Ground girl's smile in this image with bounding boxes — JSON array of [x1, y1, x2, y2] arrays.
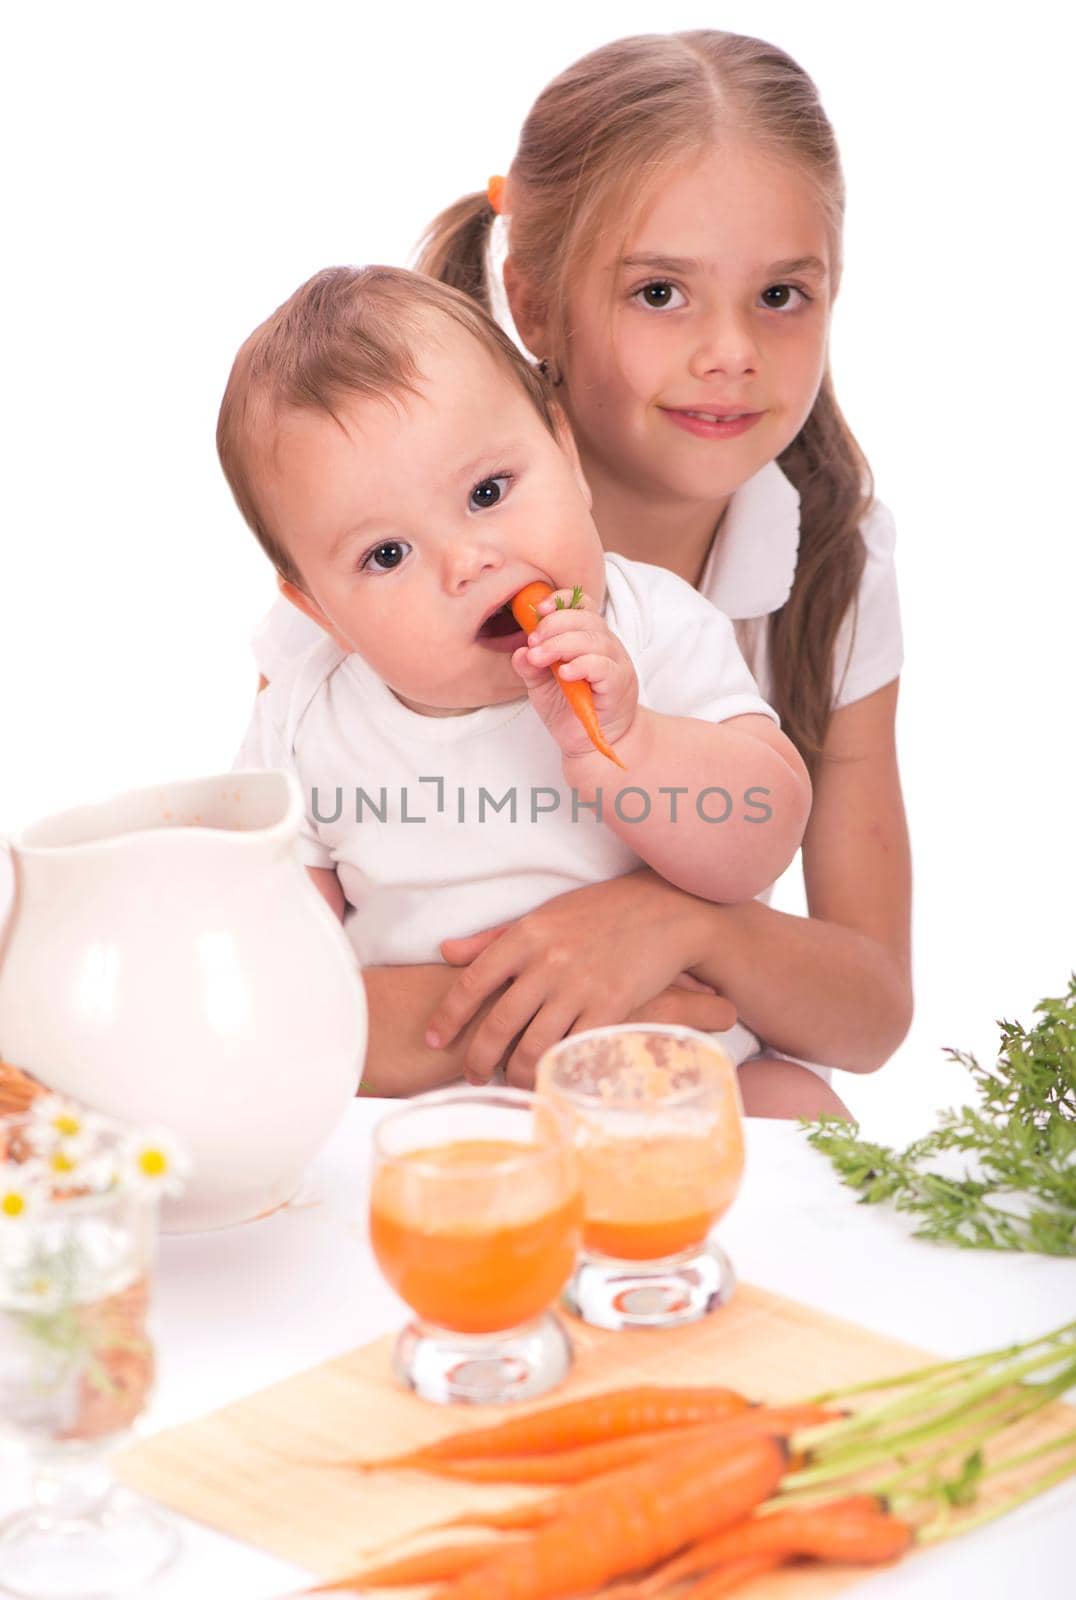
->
[[659, 409, 765, 441]]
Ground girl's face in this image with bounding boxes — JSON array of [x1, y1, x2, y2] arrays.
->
[[560, 143, 835, 512], [260, 322, 605, 716]]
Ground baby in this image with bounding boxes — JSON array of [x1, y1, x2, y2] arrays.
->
[[222, 267, 811, 1089]]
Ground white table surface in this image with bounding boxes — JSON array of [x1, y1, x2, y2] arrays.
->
[[2, 1102, 1073, 1599]]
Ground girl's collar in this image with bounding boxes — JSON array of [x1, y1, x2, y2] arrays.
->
[[696, 461, 802, 620]]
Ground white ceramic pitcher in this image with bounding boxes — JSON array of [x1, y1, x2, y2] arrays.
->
[[0, 770, 367, 1232]]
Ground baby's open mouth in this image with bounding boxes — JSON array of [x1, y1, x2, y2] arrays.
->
[[476, 602, 526, 651]]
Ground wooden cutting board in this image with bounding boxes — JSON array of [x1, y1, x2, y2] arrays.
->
[[115, 1284, 1074, 1598]]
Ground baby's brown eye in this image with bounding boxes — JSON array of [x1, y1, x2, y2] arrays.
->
[[363, 540, 410, 572], [470, 475, 510, 510], [641, 282, 674, 308]]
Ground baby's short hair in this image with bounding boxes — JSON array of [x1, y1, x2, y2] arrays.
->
[[217, 265, 559, 591]]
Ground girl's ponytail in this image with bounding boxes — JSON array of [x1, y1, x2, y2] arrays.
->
[[771, 374, 873, 771], [415, 192, 495, 314]]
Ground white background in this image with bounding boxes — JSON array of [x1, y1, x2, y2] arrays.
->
[[1, 1, 1073, 1141]]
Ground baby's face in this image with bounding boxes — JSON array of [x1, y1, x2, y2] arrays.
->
[[261, 322, 606, 715]]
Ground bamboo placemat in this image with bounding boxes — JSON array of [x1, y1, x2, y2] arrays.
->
[[115, 1283, 1075, 1596]]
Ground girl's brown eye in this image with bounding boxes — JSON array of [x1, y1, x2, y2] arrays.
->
[[761, 284, 808, 311], [634, 281, 685, 311]]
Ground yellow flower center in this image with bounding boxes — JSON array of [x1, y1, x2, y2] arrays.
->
[[53, 1113, 81, 1137], [50, 1150, 76, 1173], [1, 1191, 26, 1217], [138, 1148, 169, 1178]]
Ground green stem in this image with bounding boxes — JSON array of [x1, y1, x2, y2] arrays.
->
[[874, 1379, 1076, 1506], [795, 1347, 1001, 1409], [800, 1346, 1076, 1466], [916, 1450, 1076, 1545], [795, 1360, 1012, 1453], [796, 1339, 1074, 1459], [871, 1397, 1037, 1500], [794, 1320, 1076, 1408], [784, 1360, 1076, 1494], [977, 1426, 1076, 1485]]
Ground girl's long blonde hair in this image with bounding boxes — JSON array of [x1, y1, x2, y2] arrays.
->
[[416, 30, 873, 771]]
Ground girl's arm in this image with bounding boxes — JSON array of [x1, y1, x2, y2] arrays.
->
[[306, 869, 736, 1092], [424, 680, 909, 1082], [361, 964, 512, 1095], [562, 709, 811, 903], [683, 678, 913, 1072], [363, 962, 735, 1094]]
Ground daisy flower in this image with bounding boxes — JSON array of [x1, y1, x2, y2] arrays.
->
[[0, 1161, 44, 1223], [25, 1095, 102, 1158], [120, 1129, 191, 1198], [39, 1141, 95, 1190]]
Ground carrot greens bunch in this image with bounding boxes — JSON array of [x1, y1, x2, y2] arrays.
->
[[805, 974, 1076, 1254]]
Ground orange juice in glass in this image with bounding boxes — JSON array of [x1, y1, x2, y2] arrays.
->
[[369, 1087, 581, 1403], [536, 1024, 744, 1330]]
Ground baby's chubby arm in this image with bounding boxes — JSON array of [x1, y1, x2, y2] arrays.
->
[[566, 708, 810, 904], [513, 591, 810, 904]]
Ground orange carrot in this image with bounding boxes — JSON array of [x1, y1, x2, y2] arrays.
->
[[707, 1498, 912, 1566], [356, 1383, 750, 1469], [511, 581, 628, 770], [611, 1494, 911, 1599], [433, 1500, 561, 1533], [427, 1431, 787, 1600], [411, 1425, 723, 1483], [304, 1538, 506, 1591], [410, 1407, 841, 1484], [683, 1553, 788, 1596]]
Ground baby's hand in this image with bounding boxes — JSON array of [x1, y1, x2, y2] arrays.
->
[[511, 587, 638, 764]]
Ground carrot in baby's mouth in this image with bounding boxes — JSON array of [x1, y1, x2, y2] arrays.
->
[[511, 581, 628, 770]]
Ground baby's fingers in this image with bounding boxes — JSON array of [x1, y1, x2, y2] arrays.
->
[[527, 607, 603, 648], [555, 652, 618, 688], [511, 643, 547, 688], [534, 588, 598, 619], [526, 627, 606, 671]]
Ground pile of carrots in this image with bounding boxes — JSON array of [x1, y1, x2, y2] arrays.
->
[[285, 1319, 1076, 1596], [297, 1384, 915, 1597]]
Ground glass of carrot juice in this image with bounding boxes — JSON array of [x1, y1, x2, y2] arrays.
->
[[368, 1086, 582, 1404], [536, 1024, 745, 1331]]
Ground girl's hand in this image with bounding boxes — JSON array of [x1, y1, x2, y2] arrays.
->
[[511, 588, 638, 762], [424, 870, 735, 1086]]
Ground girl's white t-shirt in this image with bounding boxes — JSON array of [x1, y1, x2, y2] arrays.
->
[[248, 462, 904, 712], [692, 461, 903, 711], [232, 552, 779, 968]]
